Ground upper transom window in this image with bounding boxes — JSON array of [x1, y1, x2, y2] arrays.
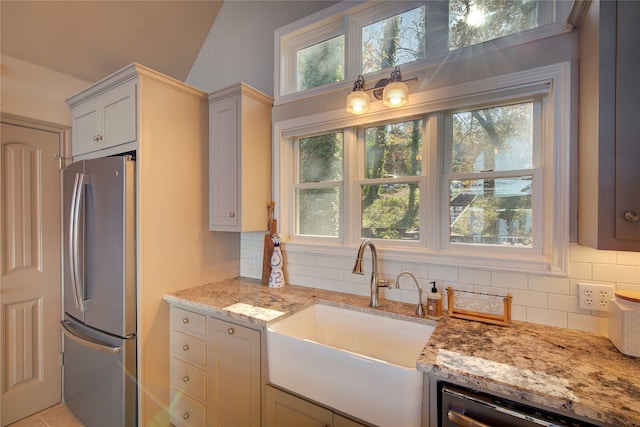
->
[[275, 0, 570, 100]]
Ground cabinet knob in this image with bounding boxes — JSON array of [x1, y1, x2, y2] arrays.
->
[[228, 327, 235, 335], [229, 211, 236, 218], [182, 317, 190, 324], [182, 375, 190, 383], [623, 211, 639, 223], [92, 135, 103, 142], [182, 344, 190, 352], [182, 412, 190, 420]]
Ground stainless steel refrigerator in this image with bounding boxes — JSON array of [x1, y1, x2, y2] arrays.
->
[[61, 155, 137, 426]]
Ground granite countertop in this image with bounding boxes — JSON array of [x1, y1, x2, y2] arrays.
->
[[164, 277, 640, 426]]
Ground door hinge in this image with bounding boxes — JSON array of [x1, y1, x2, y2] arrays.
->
[[59, 352, 64, 367], [54, 153, 72, 170]]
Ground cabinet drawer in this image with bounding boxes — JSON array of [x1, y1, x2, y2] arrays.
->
[[171, 357, 206, 401], [171, 306, 206, 336], [170, 389, 206, 427], [171, 330, 206, 366]]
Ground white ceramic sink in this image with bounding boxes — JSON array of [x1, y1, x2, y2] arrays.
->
[[267, 303, 435, 427]]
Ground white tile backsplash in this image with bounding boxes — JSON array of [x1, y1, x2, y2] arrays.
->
[[240, 234, 640, 334]]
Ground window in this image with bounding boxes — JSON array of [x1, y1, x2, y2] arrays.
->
[[276, 62, 571, 273], [360, 119, 424, 240], [275, 0, 571, 100], [289, 100, 541, 248], [448, 0, 553, 50], [294, 132, 343, 237], [361, 6, 426, 74], [296, 35, 345, 92], [444, 101, 542, 252]]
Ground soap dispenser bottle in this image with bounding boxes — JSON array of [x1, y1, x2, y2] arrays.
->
[[426, 281, 442, 320]]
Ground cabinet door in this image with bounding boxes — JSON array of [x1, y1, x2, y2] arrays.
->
[[72, 99, 101, 155], [615, 1, 640, 241], [101, 82, 137, 150], [266, 385, 333, 427], [209, 96, 239, 230], [208, 317, 260, 427]]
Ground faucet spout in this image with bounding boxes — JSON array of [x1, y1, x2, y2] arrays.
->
[[396, 271, 425, 317], [352, 239, 388, 307]]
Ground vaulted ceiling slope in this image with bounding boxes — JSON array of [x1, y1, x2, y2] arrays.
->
[[0, 1, 224, 83]]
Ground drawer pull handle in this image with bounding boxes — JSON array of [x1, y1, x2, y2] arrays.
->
[[183, 375, 190, 383], [228, 327, 235, 335], [448, 409, 491, 427], [182, 344, 190, 351], [624, 211, 639, 223], [182, 317, 189, 324], [182, 412, 190, 420]]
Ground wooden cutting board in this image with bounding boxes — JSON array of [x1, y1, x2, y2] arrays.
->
[[261, 202, 277, 284]]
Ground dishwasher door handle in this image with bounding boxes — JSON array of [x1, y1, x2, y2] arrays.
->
[[448, 408, 493, 427]]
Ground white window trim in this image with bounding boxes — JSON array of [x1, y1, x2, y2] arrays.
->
[[273, 62, 571, 275]]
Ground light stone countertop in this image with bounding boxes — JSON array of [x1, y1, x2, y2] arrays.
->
[[164, 277, 640, 426]]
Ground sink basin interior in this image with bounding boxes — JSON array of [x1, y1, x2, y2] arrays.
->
[[267, 303, 435, 426]]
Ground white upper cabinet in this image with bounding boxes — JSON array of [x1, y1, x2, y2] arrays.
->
[[578, 0, 640, 251], [69, 80, 136, 157], [209, 83, 273, 232]]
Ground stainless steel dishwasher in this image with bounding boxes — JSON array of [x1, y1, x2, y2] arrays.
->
[[439, 383, 601, 427]]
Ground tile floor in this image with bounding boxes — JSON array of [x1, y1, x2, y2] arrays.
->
[[7, 403, 84, 427]]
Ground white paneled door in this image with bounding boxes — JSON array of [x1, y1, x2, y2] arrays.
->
[[1, 121, 63, 426]]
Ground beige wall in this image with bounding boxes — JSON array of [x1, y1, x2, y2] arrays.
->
[[1, 54, 91, 126]]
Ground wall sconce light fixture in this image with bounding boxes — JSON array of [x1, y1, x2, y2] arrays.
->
[[346, 66, 417, 114], [346, 75, 370, 114]]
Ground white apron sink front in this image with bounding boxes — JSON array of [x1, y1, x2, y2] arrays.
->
[[267, 303, 435, 427]]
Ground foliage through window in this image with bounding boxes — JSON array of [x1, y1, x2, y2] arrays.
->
[[446, 102, 538, 248], [362, 6, 425, 75], [297, 35, 344, 92], [448, 0, 546, 50], [277, 0, 563, 97], [361, 120, 423, 240], [295, 132, 343, 237]]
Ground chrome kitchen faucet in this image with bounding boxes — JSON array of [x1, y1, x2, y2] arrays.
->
[[352, 239, 389, 307]]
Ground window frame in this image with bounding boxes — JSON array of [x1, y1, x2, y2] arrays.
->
[[441, 97, 544, 255], [354, 116, 429, 247], [292, 130, 347, 244], [274, 62, 572, 274]]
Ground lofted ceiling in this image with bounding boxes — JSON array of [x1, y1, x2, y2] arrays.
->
[[0, 1, 224, 83]]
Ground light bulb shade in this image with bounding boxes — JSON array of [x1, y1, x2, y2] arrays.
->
[[346, 90, 370, 114], [382, 81, 409, 107]]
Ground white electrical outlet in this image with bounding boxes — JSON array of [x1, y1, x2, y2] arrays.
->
[[578, 283, 615, 312], [248, 251, 261, 266]]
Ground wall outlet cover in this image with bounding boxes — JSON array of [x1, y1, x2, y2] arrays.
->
[[578, 283, 615, 312]]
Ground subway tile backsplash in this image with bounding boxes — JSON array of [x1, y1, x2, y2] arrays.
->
[[241, 233, 640, 336]]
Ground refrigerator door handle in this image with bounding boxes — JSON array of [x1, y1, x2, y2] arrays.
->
[[69, 173, 90, 312], [61, 320, 121, 355]]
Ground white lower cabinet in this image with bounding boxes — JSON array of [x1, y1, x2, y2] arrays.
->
[[266, 385, 370, 427], [208, 316, 261, 427], [169, 304, 261, 427]]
